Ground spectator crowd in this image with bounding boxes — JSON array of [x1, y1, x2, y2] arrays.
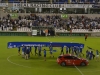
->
[[0, 14, 100, 31]]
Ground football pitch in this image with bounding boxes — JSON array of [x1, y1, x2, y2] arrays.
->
[[0, 36, 100, 75]]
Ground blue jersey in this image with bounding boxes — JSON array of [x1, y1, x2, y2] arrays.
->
[[26, 48, 30, 54], [89, 52, 93, 57], [80, 48, 82, 53], [44, 50, 46, 55], [22, 47, 25, 52]]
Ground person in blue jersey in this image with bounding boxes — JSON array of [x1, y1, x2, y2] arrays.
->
[[79, 46, 84, 56], [71, 47, 74, 55], [89, 51, 93, 60], [25, 46, 30, 60], [86, 50, 89, 59], [22, 45, 26, 57], [44, 49, 46, 61], [49, 45, 54, 58], [18, 46, 21, 55], [34, 46, 38, 56], [66, 46, 69, 54], [96, 50, 99, 61], [76, 47, 80, 57], [74, 46, 77, 55], [60, 47, 64, 55], [29, 46, 33, 57], [38, 45, 42, 56], [78, 47, 82, 58]]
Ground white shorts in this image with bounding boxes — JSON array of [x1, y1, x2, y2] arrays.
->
[[96, 55, 99, 57], [22, 52, 24, 55]]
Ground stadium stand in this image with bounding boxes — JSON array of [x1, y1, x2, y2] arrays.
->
[[0, 14, 100, 32], [1, 0, 100, 4]]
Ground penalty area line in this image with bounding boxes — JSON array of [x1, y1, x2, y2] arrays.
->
[[7, 55, 32, 68]]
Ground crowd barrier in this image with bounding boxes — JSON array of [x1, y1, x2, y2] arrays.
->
[[0, 31, 31, 36], [0, 31, 100, 37]]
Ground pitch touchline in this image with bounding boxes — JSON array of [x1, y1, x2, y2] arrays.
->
[[46, 37, 84, 75]]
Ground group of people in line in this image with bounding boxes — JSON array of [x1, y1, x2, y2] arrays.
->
[[18, 45, 54, 61], [86, 49, 99, 61], [18, 45, 99, 61]]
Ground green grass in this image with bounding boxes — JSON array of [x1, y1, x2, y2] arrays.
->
[[0, 36, 100, 75]]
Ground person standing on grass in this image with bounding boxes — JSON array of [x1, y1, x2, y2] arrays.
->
[[66, 46, 69, 54], [34, 46, 38, 56], [60, 47, 64, 55], [86, 50, 89, 59], [71, 47, 74, 55], [22, 45, 25, 57], [76, 47, 80, 57], [74, 46, 77, 55], [25, 47, 30, 60], [29, 46, 33, 57], [85, 34, 88, 41], [69, 47, 71, 54], [79, 46, 84, 56], [96, 50, 99, 61], [89, 51, 93, 60], [18, 46, 21, 55], [44, 49, 46, 61], [38, 45, 42, 56], [49, 45, 54, 58]]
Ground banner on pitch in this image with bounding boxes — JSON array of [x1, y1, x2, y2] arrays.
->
[[7, 42, 84, 48]]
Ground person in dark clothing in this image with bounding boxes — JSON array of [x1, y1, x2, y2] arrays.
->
[[86, 50, 89, 59], [29, 46, 33, 57], [34, 46, 38, 56], [38, 45, 42, 56], [25, 47, 30, 60], [91, 51, 95, 59], [66, 46, 69, 54], [69, 47, 71, 53], [60, 47, 64, 55], [85, 34, 88, 41], [44, 49, 46, 61], [18, 46, 21, 55]]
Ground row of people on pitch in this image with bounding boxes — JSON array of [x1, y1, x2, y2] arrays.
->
[[34, 45, 54, 58], [18, 45, 54, 58], [18, 45, 49, 61], [60, 46, 84, 57], [86, 50, 99, 61]]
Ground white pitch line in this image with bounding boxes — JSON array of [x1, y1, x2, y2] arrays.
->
[[46, 37, 84, 75], [7, 55, 32, 68], [73, 63, 84, 75]]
